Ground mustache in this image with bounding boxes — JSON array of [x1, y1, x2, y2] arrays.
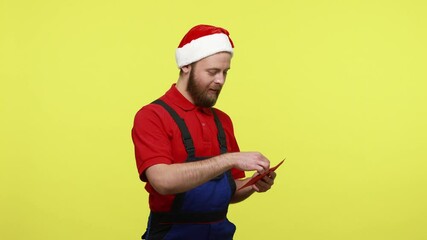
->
[[210, 86, 222, 91]]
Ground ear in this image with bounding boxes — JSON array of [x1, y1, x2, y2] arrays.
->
[[181, 65, 192, 74]]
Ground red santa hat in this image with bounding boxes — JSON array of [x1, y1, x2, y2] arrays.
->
[[175, 24, 234, 68]]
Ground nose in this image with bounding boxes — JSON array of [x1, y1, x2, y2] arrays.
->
[[214, 72, 226, 85]]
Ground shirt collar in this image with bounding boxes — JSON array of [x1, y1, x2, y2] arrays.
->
[[164, 84, 213, 115]]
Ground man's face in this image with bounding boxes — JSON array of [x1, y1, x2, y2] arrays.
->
[[187, 52, 232, 107]]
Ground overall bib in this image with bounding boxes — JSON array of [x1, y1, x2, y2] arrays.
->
[[142, 99, 237, 240]]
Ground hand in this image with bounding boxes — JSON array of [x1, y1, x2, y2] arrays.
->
[[252, 171, 276, 192], [227, 152, 270, 173]]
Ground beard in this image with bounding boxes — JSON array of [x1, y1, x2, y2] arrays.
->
[[187, 69, 221, 108]]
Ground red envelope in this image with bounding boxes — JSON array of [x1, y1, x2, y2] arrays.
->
[[238, 158, 286, 190]]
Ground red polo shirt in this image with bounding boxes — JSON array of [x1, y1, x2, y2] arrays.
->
[[132, 84, 245, 211]]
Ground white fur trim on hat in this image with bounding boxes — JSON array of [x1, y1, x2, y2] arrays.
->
[[175, 33, 234, 68]]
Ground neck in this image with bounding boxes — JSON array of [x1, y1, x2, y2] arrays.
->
[[176, 77, 194, 104]]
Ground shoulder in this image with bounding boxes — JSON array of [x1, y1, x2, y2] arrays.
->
[[133, 101, 173, 130], [134, 100, 168, 120]]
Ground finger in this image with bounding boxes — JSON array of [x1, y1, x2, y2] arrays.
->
[[261, 160, 270, 171], [267, 171, 276, 180], [252, 184, 260, 192], [262, 175, 274, 185], [257, 165, 268, 174], [255, 184, 269, 192], [255, 179, 271, 191]]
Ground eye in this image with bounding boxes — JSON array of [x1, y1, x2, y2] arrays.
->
[[207, 70, 218, 76]]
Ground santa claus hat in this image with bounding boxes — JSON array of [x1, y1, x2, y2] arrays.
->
[[175, 24, 234, 68]]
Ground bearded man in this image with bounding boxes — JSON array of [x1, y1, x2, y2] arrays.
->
[[132, 24, 277, 240]]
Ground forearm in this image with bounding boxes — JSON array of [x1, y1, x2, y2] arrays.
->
[[146, 154, 234, 195], [145, 151, 270, 195]]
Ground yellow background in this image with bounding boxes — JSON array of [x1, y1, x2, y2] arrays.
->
[[1, 0, 426, 239]]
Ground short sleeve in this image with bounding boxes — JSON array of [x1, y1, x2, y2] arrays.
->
[[131, 105, 173, 181]]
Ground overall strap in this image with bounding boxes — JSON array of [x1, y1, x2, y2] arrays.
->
[[152, 99, 196, 159], [211, 109, 235, 194], [211, 109, 227, 154]]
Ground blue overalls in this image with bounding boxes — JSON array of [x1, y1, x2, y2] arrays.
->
[[142, 99, 237, 240]]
